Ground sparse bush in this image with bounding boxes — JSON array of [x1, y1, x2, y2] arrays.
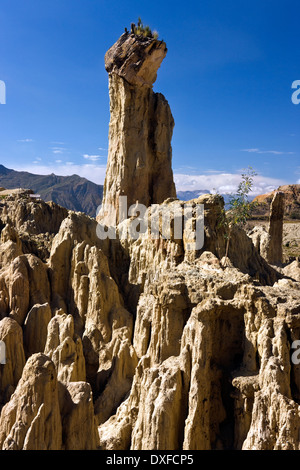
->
[[218, 167, 258, 266], [130, 17, 159, 39]]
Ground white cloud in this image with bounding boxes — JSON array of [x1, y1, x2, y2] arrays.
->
[[51, 147, 66, 155], [174, 166, 226, 174], [173, 172, 286, 196], [241, 148, 260, 153], [17, 139, 34, 143], [242, 148, 294, 155], [83, 154, 103, 162]]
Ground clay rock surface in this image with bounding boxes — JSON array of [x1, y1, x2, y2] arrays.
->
[[98, 241, 300, 450], [0, 195, 68, 262], [104, 31, 167, 87], [24, 303, 52, 358], [0, 317, 25, 405], [0, 195, 68, 236], [0, 353, 62, 450], [266, 191, 285, 265], [0, 190, 300, 450], [44, 312, 86, 384], [59, 381, 99, 450]]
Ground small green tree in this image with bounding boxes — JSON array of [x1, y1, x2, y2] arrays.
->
[[219, 167, 257, 266]]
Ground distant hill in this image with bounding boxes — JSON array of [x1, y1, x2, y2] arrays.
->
[[176, 190, 211, 201], [0, 165, 103, 217], [252, 184, 300, 220]]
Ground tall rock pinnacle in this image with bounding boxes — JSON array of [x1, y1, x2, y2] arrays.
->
[[99, 31, 177, 225], [266, 191, 285, 265]]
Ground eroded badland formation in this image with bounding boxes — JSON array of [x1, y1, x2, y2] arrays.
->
[[0, 29, 300, 451]]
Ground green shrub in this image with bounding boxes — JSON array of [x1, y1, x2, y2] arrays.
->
[[218, 167, 258, 266], [130, 18, 159, 39]]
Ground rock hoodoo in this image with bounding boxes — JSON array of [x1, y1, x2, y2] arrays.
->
[[266, 191, 285, 266], [98, 31, 176, 225], [248, 191, 286, 266]]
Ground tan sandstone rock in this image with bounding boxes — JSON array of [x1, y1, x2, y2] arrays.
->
[[59, 381, 99, 450], [0, 317, 25, 406], [23, 303, 52, 358], [44, 313, 86, 384], [99, 32, 176, 226], [266, 191, 285, 265], [0, 353, 62, 450]]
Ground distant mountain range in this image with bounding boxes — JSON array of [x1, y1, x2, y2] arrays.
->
[[1, 164, 269, 218], [0, 167, 217, 217], [0, 165, 103, 217]]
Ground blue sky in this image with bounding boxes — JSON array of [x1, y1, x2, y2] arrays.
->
[[0, 0, 299, 194]]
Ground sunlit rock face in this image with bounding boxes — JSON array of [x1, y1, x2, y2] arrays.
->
[[99, 32, 176, 226]]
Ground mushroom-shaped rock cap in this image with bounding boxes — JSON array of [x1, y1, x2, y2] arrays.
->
[[105, 32, 167, 87]]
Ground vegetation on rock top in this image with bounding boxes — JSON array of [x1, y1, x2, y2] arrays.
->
[[128, 17, 159, 39]]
